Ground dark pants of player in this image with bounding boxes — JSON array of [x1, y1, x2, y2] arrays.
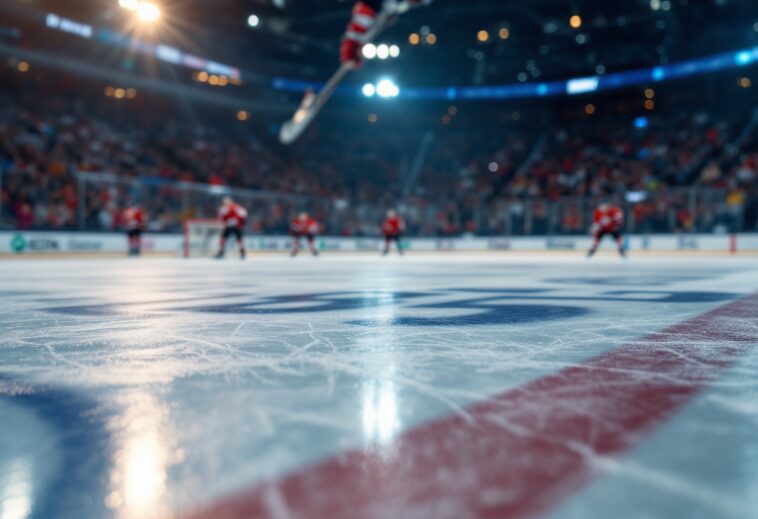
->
[[127, 229, 142, 256], [217, 227, 245, 258], [291, 234, 318, 256], [588, 230, 625, 257], [383, 235, 403, 255]]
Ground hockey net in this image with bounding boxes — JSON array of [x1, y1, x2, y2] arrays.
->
[[183, 219, 223, 258]]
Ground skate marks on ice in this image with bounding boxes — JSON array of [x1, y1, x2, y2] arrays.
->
[[178, 292, 758, 519], [1, 257, 757, 519]]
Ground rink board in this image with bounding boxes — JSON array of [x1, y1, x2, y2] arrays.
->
[[1, 231, 756, 256]]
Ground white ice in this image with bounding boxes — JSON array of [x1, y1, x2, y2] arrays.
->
[[0, 254, 757, 519]]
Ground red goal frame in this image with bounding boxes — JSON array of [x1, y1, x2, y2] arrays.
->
[[183, 218, 223, 258]]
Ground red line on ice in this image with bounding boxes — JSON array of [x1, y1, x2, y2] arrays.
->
[[178, 293, 758, 519]]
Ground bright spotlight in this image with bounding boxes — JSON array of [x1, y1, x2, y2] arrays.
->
[[362, 83, 376, 97], [247, 14, 260, 27], [389, 45, 400, 58], [736, 51, 753, 66], [362, 43, 377, 59], [136, 2, 160, 22], [119, 0, 139, 10], [634, 116, 649, 129], [376, 44, 390, 60], [376, 79, 399, 98]]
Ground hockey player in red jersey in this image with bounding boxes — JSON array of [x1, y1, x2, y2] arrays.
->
[[290, 212, 320, 257], [341, 1, 431, 68], [588, 201, 626, 258], [382, 209, 406, 256], [123, 202, 146, 257], [216, 196, 247, 259]]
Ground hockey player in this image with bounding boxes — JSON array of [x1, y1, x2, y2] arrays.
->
[[587, 201, 626, 258], [290, 212, 320, 257], [123, 202, 146, 257], [341, 1, 431, 68], [382, 209, 405, 256], [216, 196, 247, 259]]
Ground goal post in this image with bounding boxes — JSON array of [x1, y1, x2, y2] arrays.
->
[[183, 219, 224, 258]]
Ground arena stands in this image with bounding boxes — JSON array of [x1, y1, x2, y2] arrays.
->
[[1, 65, 756, 236]]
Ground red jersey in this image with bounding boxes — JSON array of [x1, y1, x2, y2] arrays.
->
[[593, 206, 624, 233], [382, 215, 405, 236], [291, 216, 320, 236], [123, 208, 146, 230], [219, 203, 248, 229]]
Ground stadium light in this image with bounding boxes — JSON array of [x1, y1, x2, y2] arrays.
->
[[376, 79, 400, 98], [376, 44, 390, 60], [567, 76, 599, 95], [118, 0, 160, 23], [362, 83, 376, 97], [136, 2, 160, 23], [364, 43, 399, 60], [363, 43, 377, 59], [247, 15, 260, 28], [363, 80, 399, 98], [736, 51, 754, 66], [119, 0, 139, 10]]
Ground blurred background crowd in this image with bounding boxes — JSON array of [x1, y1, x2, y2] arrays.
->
[[2, 64, 756, 237]]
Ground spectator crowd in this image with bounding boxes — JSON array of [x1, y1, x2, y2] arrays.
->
[[2, 68, 756, 236]]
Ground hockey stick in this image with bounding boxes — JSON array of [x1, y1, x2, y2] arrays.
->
[[278, 1, 413, 145]]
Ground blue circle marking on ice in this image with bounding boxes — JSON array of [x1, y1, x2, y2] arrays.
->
[[349, 304, 589, 327], [0, 376, 113, 519]]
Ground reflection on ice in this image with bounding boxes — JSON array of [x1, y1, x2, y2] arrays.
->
[[0, 459, 32, 519], [355, 282, 403, 447], [362, 378, 401, 446], [106, 391, 176, 519], [2, 256, 758, 519]]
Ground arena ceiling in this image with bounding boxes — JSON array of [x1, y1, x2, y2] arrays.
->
[[8, 0, 758, 86]]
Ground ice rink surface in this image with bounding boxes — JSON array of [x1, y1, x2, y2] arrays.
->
[[1, 253, 757, 519]]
